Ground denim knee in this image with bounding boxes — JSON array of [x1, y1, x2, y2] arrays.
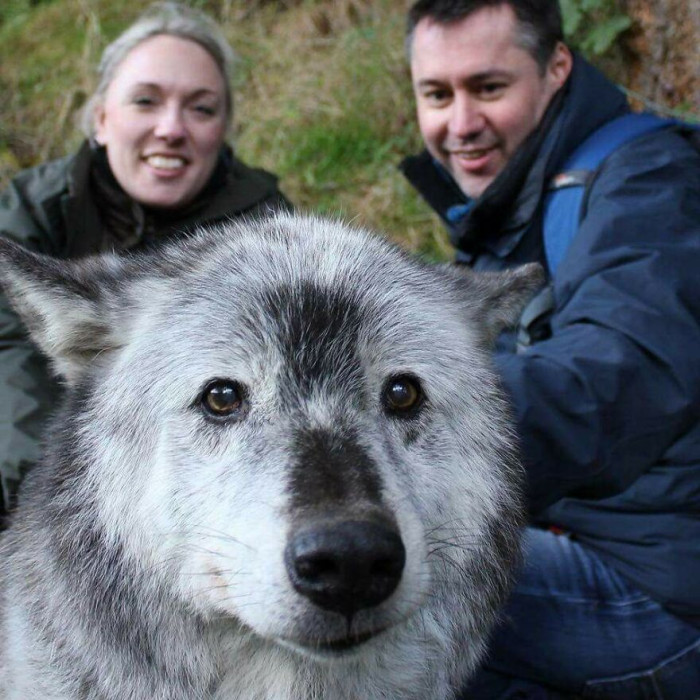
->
[[581, 638, 700, 699]]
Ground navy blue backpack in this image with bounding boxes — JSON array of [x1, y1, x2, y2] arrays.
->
[[542, 112, 697, 274], [517, 112, 699, 350]]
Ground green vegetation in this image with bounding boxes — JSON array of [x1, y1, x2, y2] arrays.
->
[[560, 0, 631, 56], [0, 0, 634, 258]]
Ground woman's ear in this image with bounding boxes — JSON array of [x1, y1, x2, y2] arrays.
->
[[93, 104, 107, 146]]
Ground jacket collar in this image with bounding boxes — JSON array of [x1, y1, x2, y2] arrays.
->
[[61, 140, 103, 257], [60, 140, 281, 255]]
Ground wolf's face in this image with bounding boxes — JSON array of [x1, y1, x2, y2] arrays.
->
[[0, 214, 541, 695]]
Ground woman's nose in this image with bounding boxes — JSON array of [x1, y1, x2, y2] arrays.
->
[[154, 105, 187, 142]]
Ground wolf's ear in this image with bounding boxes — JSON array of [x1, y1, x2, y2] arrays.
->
[[442, 262, 545, 346], [0, 237, 131, 385]]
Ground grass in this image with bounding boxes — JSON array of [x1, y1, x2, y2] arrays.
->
[[0, 0, 450, 258]]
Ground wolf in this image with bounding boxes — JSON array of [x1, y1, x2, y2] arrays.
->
[[0, 213, 541, 700]]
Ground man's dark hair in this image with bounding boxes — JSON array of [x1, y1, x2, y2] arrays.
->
[[406, 0, 564, 72]]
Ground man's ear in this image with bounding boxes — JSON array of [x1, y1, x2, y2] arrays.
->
[[547, 41, 573, 91], [441, 262, 545, 346], [0, 238, 129, 385]]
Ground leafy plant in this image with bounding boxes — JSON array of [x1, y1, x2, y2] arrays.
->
[[560, 0, 632, 56]]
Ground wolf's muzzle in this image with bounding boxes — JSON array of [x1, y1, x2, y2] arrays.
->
[[285, 519, 406, 618]]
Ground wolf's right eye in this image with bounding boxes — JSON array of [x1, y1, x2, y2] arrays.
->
[[382, 374, 423, 417], [201, 380, 248, 419]]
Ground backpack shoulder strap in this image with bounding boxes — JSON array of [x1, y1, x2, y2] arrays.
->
[[542, 112, 677, 276], [516, 112, 689, 353]]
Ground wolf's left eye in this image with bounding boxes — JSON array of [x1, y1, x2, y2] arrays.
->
[[383, 375, 423, 416], [201, 380, 248, 419]]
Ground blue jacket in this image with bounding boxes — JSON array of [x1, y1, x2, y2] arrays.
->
[[400, 54, 700, 624]]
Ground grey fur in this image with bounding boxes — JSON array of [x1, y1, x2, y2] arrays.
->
[[0, 214, 542, 699]]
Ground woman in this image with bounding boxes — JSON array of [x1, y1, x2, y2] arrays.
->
[[0, 2, 290, 519]]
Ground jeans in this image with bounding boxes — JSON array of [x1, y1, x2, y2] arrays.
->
[[462, 527, 700, 699]]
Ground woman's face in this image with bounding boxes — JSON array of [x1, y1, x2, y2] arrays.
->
[[94, 34, 228, 210]]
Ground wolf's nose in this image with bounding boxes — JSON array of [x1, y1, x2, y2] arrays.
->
[[285, 520, 406, 617]]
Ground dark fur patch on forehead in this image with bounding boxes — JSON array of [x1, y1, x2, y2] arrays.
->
[[261, 281, 364, 395], [289, 428, 383, 513]]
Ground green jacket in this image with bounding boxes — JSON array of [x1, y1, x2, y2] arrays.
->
[[0, 141, 289, 518]]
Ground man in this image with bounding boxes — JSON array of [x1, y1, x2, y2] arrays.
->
[[401, 0, 700, 697]]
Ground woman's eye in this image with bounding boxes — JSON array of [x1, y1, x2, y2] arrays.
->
[[201, 380, 249, 419], [193, 104, 216, 116], [383, 375, 423, 416], [133, 96, 155, 106]]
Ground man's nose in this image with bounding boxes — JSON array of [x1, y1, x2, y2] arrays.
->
[[448, 94, 485, 139], [154, 105, 187, 142]]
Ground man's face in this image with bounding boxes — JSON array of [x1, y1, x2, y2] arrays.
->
[[410, 4, 572, 199]]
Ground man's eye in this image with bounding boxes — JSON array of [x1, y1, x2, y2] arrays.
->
[[479, 83, 506, 98], [424, 90, 450, 104], [193, 104, 216, 116]]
